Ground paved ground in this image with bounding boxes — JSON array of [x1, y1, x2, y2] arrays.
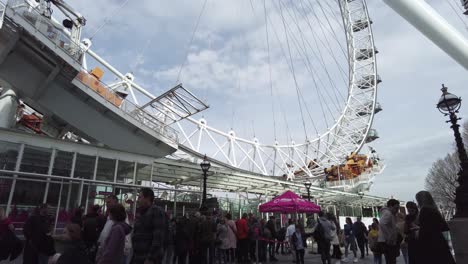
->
[[273, 250, 405, 264], [1, 248, 405, 264]]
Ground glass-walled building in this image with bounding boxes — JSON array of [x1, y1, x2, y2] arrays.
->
[[0, 129, 178, 232]]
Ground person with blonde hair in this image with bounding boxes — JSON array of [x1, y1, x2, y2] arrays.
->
[[415, 191, 455, 264]]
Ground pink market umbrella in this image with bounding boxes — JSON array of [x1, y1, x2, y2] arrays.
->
[[259, 190, 321, 213]]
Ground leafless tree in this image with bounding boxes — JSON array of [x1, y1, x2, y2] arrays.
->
[[425, 152, 458, 213], [425, 121, 468, 218]]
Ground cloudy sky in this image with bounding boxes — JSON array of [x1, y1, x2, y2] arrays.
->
[[67, 0, 468, 202]]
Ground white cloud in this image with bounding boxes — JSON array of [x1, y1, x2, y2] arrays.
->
[[64, 0, 468, 201]]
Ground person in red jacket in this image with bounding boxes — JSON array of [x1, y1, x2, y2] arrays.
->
[[236, 213, 249, 263]]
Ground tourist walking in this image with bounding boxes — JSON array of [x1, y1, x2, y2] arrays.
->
[[343, 217, 358, 263], [396, 213, 408, 264], [378, 199, 400, 264], [131, 188, 169, 264], [83, 205, 105, 261], [236, 213, 249, 264], [23, 204, 56, 264], [327, 213, 342, 260], [368, 223, 382, 264], [199, 214, 216, 264], [415, 191, 455, 264], [216, 217, 230, 264], [266, 215, 278, 262], [225, 213, 237, 263], [353, 217, 368, 259], [174, 216, 190, 264], [51, 223, 92, 264], [286, 219, 296, 262], [291, 223, 306, 264], [404, 201, 419, 264], [316, 211, 335, 264], [248, 216, 260, 262], [0, 207, 22, 262], [96, 204, 132, 264], [275, 226, 286, 255]]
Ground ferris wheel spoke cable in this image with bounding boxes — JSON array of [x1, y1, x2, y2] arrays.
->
[[311, 0, 348, 61], [262, 0, 278, 141], [278, 0, 314, 140], [296, 1, 347, 103], [88, 0, 131, 40], [175, 0, 209, 83], [276, 0, 334, 129], [259, 0, 319, 138], [305, 0, 349, 91], [287, 1, 344, 114], [262, 4, 321, 137], [444, 0, 468, 32]]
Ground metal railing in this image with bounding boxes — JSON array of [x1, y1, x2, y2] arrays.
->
[[4, 0, 179, 144], [73, 72, 178, 143], [6, 0, 84, 61]]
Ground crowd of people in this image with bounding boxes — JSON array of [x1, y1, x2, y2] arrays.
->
[[0, 189, 458, 264]]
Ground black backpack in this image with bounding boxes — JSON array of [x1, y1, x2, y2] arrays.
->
[[313, 222, 325, 242]]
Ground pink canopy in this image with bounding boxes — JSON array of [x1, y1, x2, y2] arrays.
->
[[259, 190, 321, 213]]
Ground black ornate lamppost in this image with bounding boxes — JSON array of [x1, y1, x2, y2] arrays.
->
[[200, 155, 211, 209], [304, 181, 312, 201], [437, 84, 468, 218]]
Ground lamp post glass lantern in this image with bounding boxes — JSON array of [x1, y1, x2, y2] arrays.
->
[[304, 181, 312, 201], [437, 84, 468, 218], [200, 155, 211, 209]]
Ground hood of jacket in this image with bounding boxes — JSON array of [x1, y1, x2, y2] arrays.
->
[[114, 221, 132, 235]]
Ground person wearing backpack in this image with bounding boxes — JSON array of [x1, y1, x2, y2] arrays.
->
[[343, 217, 358, 263], [266, 215, 278, 262], [315, 211, 335, 264], [275, 226, 286, 255]]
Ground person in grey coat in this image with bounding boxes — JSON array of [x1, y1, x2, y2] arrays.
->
[[131, 188, 169, 264], [317, 211, 336, 264]]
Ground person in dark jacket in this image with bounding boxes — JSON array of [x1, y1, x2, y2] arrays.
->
[[175, 217, 190, 264], [131, 188, 168, 264], [404, 201, 419, 264], [23, 204, 55, 264], [266, 215, 278, 262], [70, 207, 84, 227], [415, 191, 455, 264], [54, 223, 92, 264], [275, 226, 286, 255], [97, 204, 132, 264], [82, 205, 105, 261], [198, 214, 216, 264], [352, 216, 368, 259]]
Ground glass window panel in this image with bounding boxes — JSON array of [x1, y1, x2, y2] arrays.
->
[[0, 141, 20, 171], [0, 178, 12, 212], [116, 161, 134, 184], [96, 157, 116, 182], [20, 146, 52, 174], [136, 163, 151, 184], [74, 154, 95, 179], [52, 151, 74, 177], [12, 178, 46, 207]]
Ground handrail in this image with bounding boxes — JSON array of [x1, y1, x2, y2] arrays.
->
[[4, 0, 179, 143]]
